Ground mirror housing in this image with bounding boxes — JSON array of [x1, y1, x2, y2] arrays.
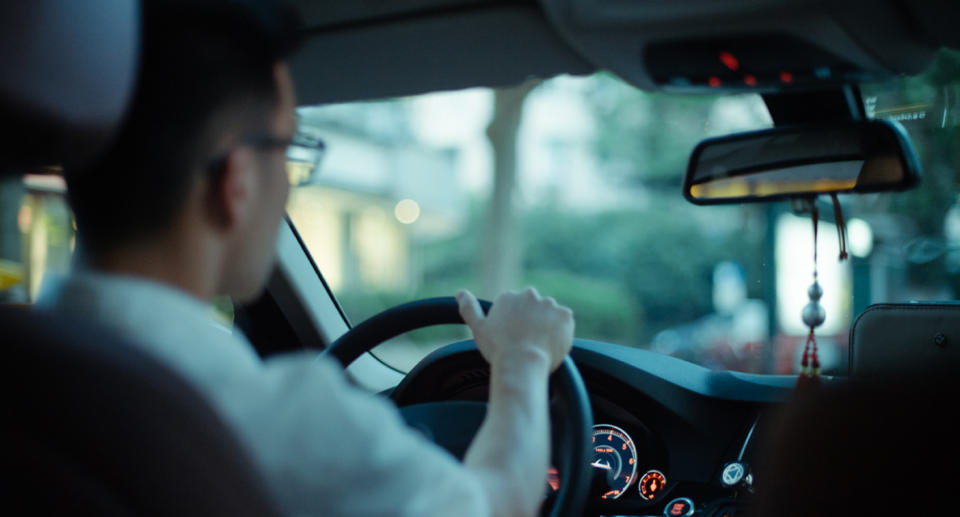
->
[[683, 120, 920, 205]]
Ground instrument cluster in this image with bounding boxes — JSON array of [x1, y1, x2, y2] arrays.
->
[[591, 423, 668, 502]]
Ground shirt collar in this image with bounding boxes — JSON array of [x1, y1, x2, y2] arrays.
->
[[36, 270, 249, 362]]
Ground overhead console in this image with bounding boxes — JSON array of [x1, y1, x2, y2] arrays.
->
[[538, 0, 952, 93], [644, 35, 867, 93]]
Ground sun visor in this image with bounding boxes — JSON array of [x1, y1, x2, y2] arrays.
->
[[0, 2, 140, 173]]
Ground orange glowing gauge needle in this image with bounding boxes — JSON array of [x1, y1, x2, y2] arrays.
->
[[602, 490, 619, 499]]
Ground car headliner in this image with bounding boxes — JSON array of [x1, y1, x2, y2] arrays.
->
[[286, 0, 959, 106]]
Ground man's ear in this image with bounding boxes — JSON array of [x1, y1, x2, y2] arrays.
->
[[207, 146, 258, 230]]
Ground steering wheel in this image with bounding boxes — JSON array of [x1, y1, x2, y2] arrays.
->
[[323, 297, 593, 517]]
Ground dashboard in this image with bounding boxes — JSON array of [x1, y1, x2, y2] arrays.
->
[[390, 339, 799, 517], [568, 362, 769, 517]]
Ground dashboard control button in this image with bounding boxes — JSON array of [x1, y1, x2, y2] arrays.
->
[[721, 461, 747, 487], [664, 497, 694, 517]]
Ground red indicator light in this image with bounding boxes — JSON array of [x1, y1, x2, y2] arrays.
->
[[780, 71, 794, 84], [708, 77, 722, 88], [744, 75, 757, 87], [671, 502, 686, 515], [719, 51, 739, 71]]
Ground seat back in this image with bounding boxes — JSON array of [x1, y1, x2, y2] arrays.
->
[[848, 302, 960, 376], [0, 3, 287, 513], [0, 307, 280, 515], [751, 370, 957, 516]]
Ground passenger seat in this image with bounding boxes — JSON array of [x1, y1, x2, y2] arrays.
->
[[849, 302, 960, 376]]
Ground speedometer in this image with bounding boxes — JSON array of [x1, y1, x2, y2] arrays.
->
[[591, 424, 637, 500]]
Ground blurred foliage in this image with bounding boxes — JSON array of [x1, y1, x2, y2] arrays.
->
[[584, 72, 770, 187], [338, 197, 765, 349], [521, 200, 765, 346], [211, 296, 235, 325], [585, 73, 715, 185], [862, 49, 960, 289], [521, 269, 642, 345]]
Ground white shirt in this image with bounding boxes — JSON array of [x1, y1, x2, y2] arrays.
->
[[38, 272, 489, 517]]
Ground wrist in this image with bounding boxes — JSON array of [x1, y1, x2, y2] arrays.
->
[[490, 346, 551, 376]]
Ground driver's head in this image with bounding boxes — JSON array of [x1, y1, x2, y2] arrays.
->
[[66, 0, 301, 301]]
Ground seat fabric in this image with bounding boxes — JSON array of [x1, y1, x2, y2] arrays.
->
[[0, 306, 280, 515]]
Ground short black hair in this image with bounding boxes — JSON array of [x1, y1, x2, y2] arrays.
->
[[67, 0, 302, 251]]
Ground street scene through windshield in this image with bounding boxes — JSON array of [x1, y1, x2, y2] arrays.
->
[[1, 51, 957, 377], [287, 49, 960, 374]]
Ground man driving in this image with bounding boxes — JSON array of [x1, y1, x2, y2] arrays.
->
[[39, 1, 574, 516]]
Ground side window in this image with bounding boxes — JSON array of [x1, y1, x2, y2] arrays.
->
[[0, 174, 235, 323], [0, 174, 74, 304]]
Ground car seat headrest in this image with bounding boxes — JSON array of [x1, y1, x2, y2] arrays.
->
[[0, 2, 140, 174]]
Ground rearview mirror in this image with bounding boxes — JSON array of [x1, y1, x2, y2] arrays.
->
[[683, 120, 920, 205]]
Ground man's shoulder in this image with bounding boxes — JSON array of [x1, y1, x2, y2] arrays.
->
[[38, 270, 260, 377], [40, 271, 199, 310]]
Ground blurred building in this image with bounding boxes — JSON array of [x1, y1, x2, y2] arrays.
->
[[287, 107, 464, 293]]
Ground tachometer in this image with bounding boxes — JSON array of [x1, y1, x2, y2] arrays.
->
[[591, 424, 637, 500]]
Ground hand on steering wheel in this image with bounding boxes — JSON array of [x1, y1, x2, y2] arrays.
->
[[323, 296, 593, 517], [456, 288, 573, 372]]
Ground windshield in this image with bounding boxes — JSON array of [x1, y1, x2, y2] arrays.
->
[[286, 49, 960, 374]]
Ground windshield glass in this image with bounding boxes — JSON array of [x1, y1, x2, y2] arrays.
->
[[287, 48, 960, 374]]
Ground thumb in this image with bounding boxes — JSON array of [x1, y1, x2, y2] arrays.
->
[[456, 289, 484, 328]]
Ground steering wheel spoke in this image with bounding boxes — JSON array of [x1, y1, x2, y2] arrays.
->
[[399, 401, 487, 460]]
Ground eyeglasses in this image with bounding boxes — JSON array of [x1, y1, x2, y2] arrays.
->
[[205, 132, 326, 181], [286, 133, 326, 186], [247, 133, 295, 151]]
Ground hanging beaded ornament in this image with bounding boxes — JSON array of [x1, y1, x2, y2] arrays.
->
[[796, 194, 848, 390]]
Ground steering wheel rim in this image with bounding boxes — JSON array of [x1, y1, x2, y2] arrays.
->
[[323, 296, 593, 517]]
